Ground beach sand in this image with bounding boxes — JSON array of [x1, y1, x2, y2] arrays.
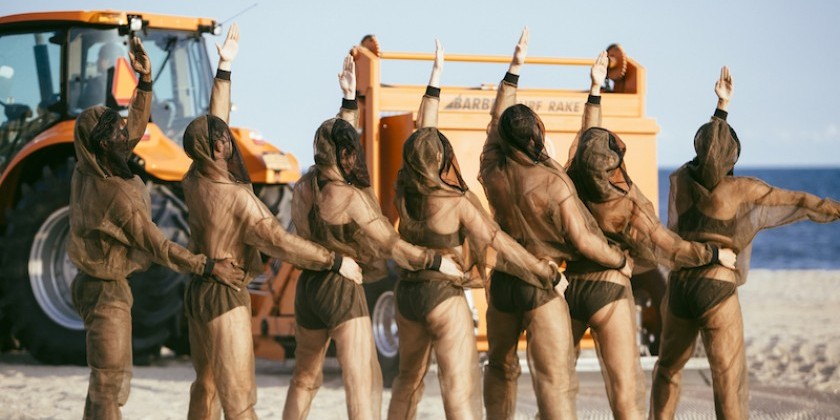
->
[[1, 269, 838, 418]]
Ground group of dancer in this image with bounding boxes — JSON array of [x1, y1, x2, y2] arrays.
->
[[67, 23, 840, 420]]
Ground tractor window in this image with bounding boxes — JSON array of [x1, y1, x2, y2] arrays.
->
[[140, 29, 212, 143], [67, 27, 213, 144], [67, 28, 129, 113], [0, 30, 62, 168]]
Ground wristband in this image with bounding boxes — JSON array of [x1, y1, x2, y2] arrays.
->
[[330, 254, 344, 273], [342, 98, 358, 110], [137, 79, 153, 92], [587, 94, 602, 105], [202, 258, 215, 278], [216, 69, 231, 81], [429, 254, 442, 271], [425, 85, 441, 98], [713, 108, 728, 121], [710, 246, 720, 265], [503, 72, 519, 86]]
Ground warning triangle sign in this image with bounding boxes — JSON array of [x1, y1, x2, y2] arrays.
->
[[111, 57, 139, 107]]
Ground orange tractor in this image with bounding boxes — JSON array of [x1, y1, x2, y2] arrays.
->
[[0, 9, 664, 384], [0, 10, 300, 363]]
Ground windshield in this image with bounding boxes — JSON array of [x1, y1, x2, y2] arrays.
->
[[67, 27, 213, 143], [0, 30, 62, 169]]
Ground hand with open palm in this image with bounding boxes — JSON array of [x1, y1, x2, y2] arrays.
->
[[216, 23, 240, 71]]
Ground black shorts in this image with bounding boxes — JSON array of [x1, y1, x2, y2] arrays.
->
[[490, 270, 556, 314], [564, 278, 625, 322], [667, 271, 736, 319], [395, 279, 463, 322], [295, 269, 368, 330]]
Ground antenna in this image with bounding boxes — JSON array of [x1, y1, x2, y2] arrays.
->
[[219, 3, 258, 26]]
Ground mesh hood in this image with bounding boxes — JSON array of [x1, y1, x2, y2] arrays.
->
[[498, 104, 550, 163], [183, 114, 251, 184], [567, 127, 632, 203], [313, 117, 371, 187], [687, 117, 741, 190]]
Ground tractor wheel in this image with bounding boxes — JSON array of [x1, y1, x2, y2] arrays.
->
[[631, 269, 666, 356], [0, 160, 189, 364], [364, 265, 400, 388]]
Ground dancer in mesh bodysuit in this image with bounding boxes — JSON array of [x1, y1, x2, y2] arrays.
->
[[650, 67, 840, 419]]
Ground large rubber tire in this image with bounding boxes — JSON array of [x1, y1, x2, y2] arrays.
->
[[0, 160, 189, 365], [363, 263, 400, 388], [631, 268, 667, 356]]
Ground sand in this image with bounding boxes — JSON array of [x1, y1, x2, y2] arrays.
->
[[1, 269, 838, 419]]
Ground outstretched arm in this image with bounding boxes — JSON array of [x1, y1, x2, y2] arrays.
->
[[747, 180, 840, 228], [209, 23, 239, 123], [566, 50, 608, 167], [337, 54, 360, 128], [417, 39, 443, 128], [126, 37, 152, 149]]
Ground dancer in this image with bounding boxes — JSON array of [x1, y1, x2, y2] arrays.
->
[[478, 28, 632, 420], [564, 52, 737, 420], [387, 40, 560, 420], [179, 24, 363, 420], [650, 67, 840, 419], [68, 36, 241, 420], [283, 54, 463, 420]]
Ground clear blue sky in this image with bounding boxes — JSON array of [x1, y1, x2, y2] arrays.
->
[[3, 1, 839, 168]]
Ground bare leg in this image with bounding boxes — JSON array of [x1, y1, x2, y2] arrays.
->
[[332, 317, 382, 420], [74, 277, 133, 420], [429, 296, 483, 420], [187, 316, 222, 420], [282, 325, 330, 420], [524, 297, 578, 420], [650, 293, 699, 420], [699, 292, 748, 420], [483, 301, 523, 420], [589, 289, 645, 420], [209, 306, 257, 419], [387, 311, 433, 420]]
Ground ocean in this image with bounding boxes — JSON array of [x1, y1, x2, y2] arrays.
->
[[657, 168, 840, 269]]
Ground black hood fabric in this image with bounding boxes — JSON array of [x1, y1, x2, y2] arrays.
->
[[687, 118, 741, 190], [184, 114, 251, 184], [498, 104, 550, 163]]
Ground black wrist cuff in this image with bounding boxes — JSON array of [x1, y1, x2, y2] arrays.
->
[[137, 80, 153, 92], [587, 94, 602, 105], [331, 254, 343, 273], [503, 72, 519, 86], [714, 108, 728, 121], [710, 246, 720, 265], [551, 272, 561, 287], [425, 85, 441, 98], [216, 69, 231, 81], [615, 255, 627, 270], [203, 258, 215, 278], [429, 254, 442, 271], [342, 98, 358, 110]]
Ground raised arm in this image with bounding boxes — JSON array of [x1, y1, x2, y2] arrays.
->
[[566, 51, 608, 167], [417, 39, 443, 128], [209, 23, 239, 123], [337, 54, 360, 128], [482, 28, 527, 167], [126, 37, 152, 149]]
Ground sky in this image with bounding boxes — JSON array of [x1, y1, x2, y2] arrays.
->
[[2, 1, 839, 168]]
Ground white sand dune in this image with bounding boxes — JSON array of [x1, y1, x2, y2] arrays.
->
[[1, 269, 838, 419]]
